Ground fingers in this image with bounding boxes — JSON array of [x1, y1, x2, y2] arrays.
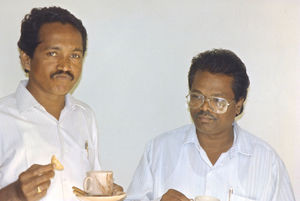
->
[[20, 164, 54, 181], [17, 164, 54, 201], [20, 180, 51, 199], [20, 172, 53, 193], [19, 164, 54, 191], [161, 189, 190, 201]]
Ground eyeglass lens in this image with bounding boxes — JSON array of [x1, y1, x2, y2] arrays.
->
[[187, 93, 229, 114]]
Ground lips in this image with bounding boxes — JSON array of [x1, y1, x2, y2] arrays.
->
[[195, 110, 216, 121], [53, 73, 73, 80], [50, 70, 74, 81], [197, 115, 215, 122]]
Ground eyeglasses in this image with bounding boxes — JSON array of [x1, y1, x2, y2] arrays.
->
[[186, 92, 233, 114]]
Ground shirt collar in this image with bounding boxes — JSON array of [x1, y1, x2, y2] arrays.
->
[[16, 80, 40, 112], [182, 124, 198, 145], [232, 122, 253, 156], [16, 80, 78, 113], [183, 122, 253, 156]]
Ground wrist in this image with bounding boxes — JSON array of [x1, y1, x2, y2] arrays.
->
[[0, 181, 24, 201]]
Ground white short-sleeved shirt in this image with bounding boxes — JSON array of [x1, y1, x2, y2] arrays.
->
[[0, 80, 101, 201], [126, 123, 295, 201]]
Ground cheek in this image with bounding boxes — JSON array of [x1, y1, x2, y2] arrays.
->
[[189, 109, 197, 119], [32, 59, 55, 72], [220, 109, 237, 124], [30, 66, 49, 77], [73, 65, 82, 75]]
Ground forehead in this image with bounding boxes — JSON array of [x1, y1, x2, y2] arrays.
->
[[191, 71, 235, 97], [37, 22, 83, 48]]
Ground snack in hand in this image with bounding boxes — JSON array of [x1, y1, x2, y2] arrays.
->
[[51, 155, 64, 170]]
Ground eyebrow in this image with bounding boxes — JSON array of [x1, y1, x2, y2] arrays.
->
[[211, 93, 226, 97], [190, 89, 203, 94], [45, 47, 60, 51], [44, 46, 83, 53], [73, 48, 83, 53], [190, 90, 226, 98]]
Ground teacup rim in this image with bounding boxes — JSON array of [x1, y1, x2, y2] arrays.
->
[[86, 170, 113, 174], [194, 195, 220, 201]]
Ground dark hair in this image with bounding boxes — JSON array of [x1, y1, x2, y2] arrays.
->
[[18, 6, 87, 58], [188, 49, 250, 115]]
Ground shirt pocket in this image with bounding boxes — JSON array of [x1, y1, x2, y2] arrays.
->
[[65, 145, 90, 166], [231, 194, 256, 201]]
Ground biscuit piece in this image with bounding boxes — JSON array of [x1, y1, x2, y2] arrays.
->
[[51, 155, 64, 170]]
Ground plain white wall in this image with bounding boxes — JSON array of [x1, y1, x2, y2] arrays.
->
[[1, 0, 299, 199]]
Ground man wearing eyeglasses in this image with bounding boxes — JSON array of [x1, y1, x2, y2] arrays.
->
[[126, 49, 295, 201]]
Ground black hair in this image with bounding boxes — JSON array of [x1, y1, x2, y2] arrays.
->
[[188, 49, 250, 115], [18, 6, 87, 59]]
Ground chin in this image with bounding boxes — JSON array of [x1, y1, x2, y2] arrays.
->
[[52, 87, 72, 96], [195, 123, 217, 134]]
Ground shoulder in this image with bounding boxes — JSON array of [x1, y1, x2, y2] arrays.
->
[[68, 95, 96, 116], [67, 95, 98, 127], [151, 124, 194, 146], [145, 124, 194, 158], [241, 127, 274, 150], [0, 93, 17, 110], [236, 125, 294, 196], [143, 124, 194, 171], [0, 94, 19, 141], [236, 125, 283, 163]]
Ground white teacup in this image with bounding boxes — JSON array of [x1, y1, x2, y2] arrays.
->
[[83, 170, 113, 196], [193, 195, 220, 201]]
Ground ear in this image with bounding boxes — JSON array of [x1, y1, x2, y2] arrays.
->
[[19, 51, 31, 73], [235, 98, 245, 115]]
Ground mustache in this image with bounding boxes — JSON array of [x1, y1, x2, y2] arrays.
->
[[195, 110, 216, 120], [50, 70, 74, 81]]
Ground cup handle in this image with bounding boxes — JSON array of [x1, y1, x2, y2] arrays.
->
[[83, 176, 93, 193]]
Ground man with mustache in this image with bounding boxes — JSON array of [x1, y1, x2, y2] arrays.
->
[[126, 49, 295, 201], [0, 6, 122, 201]]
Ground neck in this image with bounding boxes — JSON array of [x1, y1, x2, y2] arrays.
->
[[197, 126, 234, 165], [26, 86, 65, 120]]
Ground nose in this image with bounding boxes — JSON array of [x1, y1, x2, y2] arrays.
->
[[57, 56, 71, 71], [200, 97, 212, 111]]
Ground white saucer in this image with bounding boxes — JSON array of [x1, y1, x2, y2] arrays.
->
[[76, 193, 126, 201]]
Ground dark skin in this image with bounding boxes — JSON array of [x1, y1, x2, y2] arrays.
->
[[0, 22, 124, 200], [161, 71, 244, 201], [161, 189, 190, 201], [190, 71, 243, 165], [0, 22, 83, 200], [22, 22, 84, 120], [0, 165, 54, 201]]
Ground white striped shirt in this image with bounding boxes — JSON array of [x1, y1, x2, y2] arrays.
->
[[0, 80, 101, 201], [126, 123, 295, 201]]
